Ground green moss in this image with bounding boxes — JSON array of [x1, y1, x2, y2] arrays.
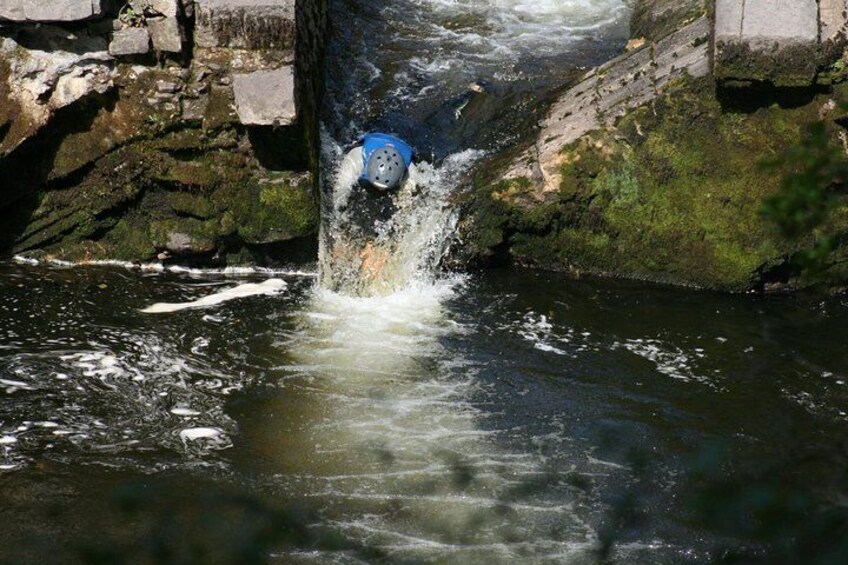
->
[[220, 172, 318, 243], [715, 41, 818, 88], [149, 217, 220, 253], [167, 192, 216, 219], [203, 87, 238, 131], [99, 217, 158, 260], [470, 76, 848, 290]]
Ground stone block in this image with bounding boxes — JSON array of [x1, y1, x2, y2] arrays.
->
[[0, 1, 25, 20], [714, 0, 819, 87], [109, 26, 150, 56], [743, 0, 817, 40], [149, 0, 179, 17], [713, 0, 743, 38], [0, 0, 104, 22], [147, 16, 182, 53], [232, 66, 295, 126], [195, 0, 296, 50], [820, 0, 848, 43], [181, 96, 209, 122]]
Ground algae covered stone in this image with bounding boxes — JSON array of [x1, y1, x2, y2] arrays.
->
[[714, 0, 819, 87], [468, 76, 848, 291]]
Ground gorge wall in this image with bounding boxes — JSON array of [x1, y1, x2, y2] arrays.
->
[[465, 0, 848, 292], [0, 0, 326, 265]]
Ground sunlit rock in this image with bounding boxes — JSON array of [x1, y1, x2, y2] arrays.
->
[[0, 0, 104, 22], [108, 26, 150, 56], [147, 15, 183, 53], [0, 26, 114, 129], [232, 66, 295, 125]]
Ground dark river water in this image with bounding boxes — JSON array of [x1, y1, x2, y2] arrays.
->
[[2, 0, 847, 563], [1, 262, 847, 562]]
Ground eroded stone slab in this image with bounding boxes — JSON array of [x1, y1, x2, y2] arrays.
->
[[232, 66, 295, 125], [714, 0, 819, 86], [195, 0, 296, 50], [0, 0, 103, 22], [820, 0, 848, 43], [504, 17, 711, 193]]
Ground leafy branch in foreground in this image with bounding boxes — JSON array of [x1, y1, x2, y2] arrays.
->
[[761, 121, 848, 272]]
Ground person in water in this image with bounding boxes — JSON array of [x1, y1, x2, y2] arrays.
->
[[355, 132, 415, 191], [338, 132, 415, 228], [329, 133, 417, 290]]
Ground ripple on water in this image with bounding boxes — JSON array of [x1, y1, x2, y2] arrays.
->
[[0, 332, 245, 470]]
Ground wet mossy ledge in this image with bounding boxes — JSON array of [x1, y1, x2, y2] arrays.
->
[[466, 77, 848, 292], [0, 0, 327, 267], [462, 1, 848, 293]]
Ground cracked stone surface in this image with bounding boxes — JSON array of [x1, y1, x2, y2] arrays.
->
[[0, 0, 103, 22], [502, 17, 710, 194], [232, 66, 296, 125], [1, 26, 114, 127]]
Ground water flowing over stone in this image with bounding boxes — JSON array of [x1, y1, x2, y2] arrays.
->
[[317, 0, 629, 296]]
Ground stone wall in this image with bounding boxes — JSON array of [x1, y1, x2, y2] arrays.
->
[[0, 0, 327, 265]]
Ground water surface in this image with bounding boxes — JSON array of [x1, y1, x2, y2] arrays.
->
[[1, 262, 846, 562]]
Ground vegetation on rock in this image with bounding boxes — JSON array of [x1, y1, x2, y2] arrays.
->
[[468, 77, 848, 291]]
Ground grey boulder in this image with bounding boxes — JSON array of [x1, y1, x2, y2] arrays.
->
[[0, 0, 103, 22], [232, 67, 296, 126]]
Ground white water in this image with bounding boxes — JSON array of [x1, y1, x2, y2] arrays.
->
[[261, 278, 599, 561], [141, 279, 287, 313], [319, 138, 484, 296]]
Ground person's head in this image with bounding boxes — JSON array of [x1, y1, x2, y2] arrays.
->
[[365, 145, 407, 190]]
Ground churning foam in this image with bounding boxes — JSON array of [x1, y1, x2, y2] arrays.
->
[[319, 137, 484, 296], [14, 255, 315, 278], [379, 0, 629, 100], [141, 279, 287, 313], [257, 275, 599, 560]]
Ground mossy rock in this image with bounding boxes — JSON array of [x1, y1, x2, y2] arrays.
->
[[469, 76, 848, 290], [219, 172, 318, 244], [630, 0, 705, 42]]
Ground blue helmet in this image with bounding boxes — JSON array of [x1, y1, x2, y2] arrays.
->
[[359, 133, 414, 191]]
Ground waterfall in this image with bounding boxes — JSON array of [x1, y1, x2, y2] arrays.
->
[[317, 137, 483, 296], [316, 0, 628, 295]]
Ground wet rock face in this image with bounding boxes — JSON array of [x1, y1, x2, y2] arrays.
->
[[0, 0, 327, 264], [629, 0, 703, 42]]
